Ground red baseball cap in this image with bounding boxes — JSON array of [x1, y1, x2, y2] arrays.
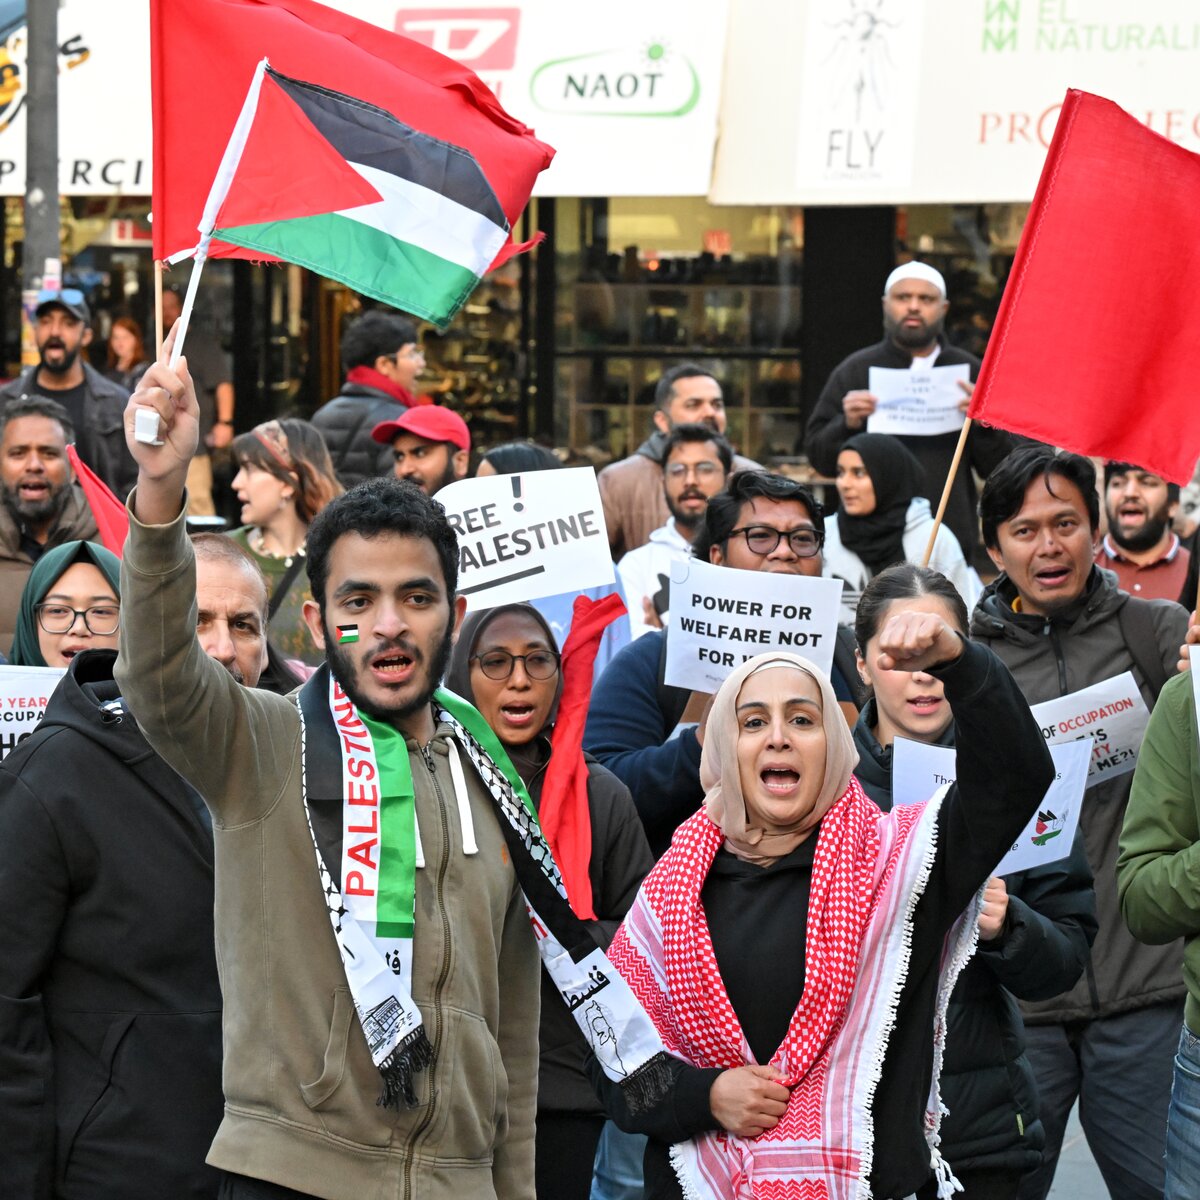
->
[[371, 405, 471, 453]]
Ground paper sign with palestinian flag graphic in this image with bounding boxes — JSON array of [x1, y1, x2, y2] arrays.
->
[[211, 66, 512, 326], [1031, 809, 1065, 847]]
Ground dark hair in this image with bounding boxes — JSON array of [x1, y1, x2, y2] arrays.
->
[[232, 419, 344, 524], [192, 532, 270, 621], [979, 446, 1099, 549], [661, 423, 734, 473], [306, 476, 459, 613], [653, 363, 719, 411], [693, 470, 824, 562], [0, 395, 74, 442], [480, 441, 561, 475], [854, 563, 969, 654], [340, 310, 419, 373], [1104, 461, 1180, 504]]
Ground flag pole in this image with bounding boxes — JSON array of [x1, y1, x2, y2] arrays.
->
[[153, 261, 164, 357], [921, 417, 973, 568]]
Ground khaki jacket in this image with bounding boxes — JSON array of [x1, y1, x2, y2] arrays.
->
[[0, 485, 99, 654], [115, 502, 539, 1200]]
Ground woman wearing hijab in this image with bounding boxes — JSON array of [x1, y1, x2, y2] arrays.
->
[[823, 432, 981, 623], [10, 541, 121, 667], [445, 600, 654, 1200], [591, 608, 1053, 1200]]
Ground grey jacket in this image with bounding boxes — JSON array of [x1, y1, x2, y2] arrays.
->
[[970, 568, 1188, 1022], [0, 364, 137, 499]]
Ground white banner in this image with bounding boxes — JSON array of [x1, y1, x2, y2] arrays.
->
[[2, 0, 725, 198], [892, 736, 1091, 876], [1029, 671, 1152, 786], [0, 665, 65, 761], [434, 466, 614, 609], [663, 558, 842, 691], [866, 364, 969, 438]]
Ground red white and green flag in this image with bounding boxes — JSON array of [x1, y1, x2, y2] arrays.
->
[[151, 0, 554, 328]]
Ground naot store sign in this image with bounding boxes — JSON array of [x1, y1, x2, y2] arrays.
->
[[529, 40, 701, 116]]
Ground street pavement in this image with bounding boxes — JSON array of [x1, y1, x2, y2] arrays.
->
[[1047, 1103, 1106, 1199]]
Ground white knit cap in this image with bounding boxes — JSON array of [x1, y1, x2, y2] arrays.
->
[[883, 262, 947, 298]]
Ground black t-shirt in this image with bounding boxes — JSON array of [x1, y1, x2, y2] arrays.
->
[[32, 374, 87, 434]]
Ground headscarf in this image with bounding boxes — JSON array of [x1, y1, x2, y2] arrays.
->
[[837, 432, 927, 576], [702, 651, 859, 866], [11, 540, 122, 666]]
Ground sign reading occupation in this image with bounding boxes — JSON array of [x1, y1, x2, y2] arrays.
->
[[891, 736, 1092, 876], [1029, 671, 1151, 786], [663, 558, 842, 692], [434, 467, 614, 610], [866, 364, 970, 437], [0, 666, 66, 762]]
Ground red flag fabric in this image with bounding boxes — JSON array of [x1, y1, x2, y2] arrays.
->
[[150, 0, 553, 265], [967, 89, 1200, 485], [542, 592, 628, 922], [67, 445, 129, 558]]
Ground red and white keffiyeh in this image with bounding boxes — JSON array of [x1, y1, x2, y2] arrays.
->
[[608, 778, 978, 1200]]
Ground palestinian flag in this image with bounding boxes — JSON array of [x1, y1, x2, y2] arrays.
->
[[1031, 809, 1065, 847], [337, 625, 360, 645], [211, 66, 510, 326]]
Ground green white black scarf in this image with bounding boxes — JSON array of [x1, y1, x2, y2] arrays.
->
[[297, 664, 671, 1111]]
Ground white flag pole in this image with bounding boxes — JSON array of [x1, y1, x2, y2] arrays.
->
[[166, 56, 270, 370]]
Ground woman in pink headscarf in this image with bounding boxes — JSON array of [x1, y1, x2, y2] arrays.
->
[[592, 605, 1053, 1200]]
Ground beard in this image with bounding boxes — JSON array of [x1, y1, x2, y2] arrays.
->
[[884, 310, 945, 351], [2, 478, 68, 526], [323, 613, 456, 723], [1108, 507, 1172, 554], [667, 489, 707, 531], [38, 339, 82, 376]]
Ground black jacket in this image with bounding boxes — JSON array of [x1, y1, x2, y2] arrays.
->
[[803, 338, 1015, 558], [310, 382, 411, 487], [852, 700, 1097, 1176], [592, 641, 1055, 1200], [0, 650, 223, 1199], [0, 363, 137, 499]]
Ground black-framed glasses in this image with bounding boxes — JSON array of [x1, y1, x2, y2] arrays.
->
[[36, 603, 120, 635], [471, 649, 560, 680], [727, 525, 824, 558]]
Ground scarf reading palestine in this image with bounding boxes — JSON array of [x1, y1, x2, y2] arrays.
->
[[297, 664, 671, 1110]]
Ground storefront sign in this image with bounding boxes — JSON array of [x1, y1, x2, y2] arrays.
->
[[866, 364, 969, 437], [664, 559, 842, 691], [434, 467, 614, 609], [891, 735, 1090, 876], [713, 0, 1200, 204], [0, 666, 65, 761], [1029, 671, 1151, 786]]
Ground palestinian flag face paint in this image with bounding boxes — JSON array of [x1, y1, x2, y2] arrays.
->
[[337, 624, 359, 645]]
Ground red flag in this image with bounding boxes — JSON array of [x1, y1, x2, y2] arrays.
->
[[967, 89, 1200, 485], [150, 0, 553, 265], [67, 445, 129, 558], [542, 592, 628, 921]]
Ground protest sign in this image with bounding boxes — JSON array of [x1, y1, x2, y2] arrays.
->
[[891, 736, 1090, 876], [1029, 671, 1150, 786], [663, 559, 842, 692], [866, 363, 970, 437], [0, 666, 65, 762], [434, 467, 614, 610]]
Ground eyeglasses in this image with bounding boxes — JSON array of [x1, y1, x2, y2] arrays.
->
[[471, 649, 560, 680], [389, 346, 425, 362], [36, 603, 120, 635], [36, 287, 85, 307], [727, 525, 823, 558], [665, 461, 722, 481]]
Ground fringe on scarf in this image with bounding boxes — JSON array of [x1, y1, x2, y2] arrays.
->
[[620, 1050, 677, 1116], [377, 1026, 435, 1110]]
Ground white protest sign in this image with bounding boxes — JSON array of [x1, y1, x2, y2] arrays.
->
[[663, 558, 843, 692], [890, 736, 1090, 876], [0, 666, 65, 761], [434, 467, 614, 610], [1193, 664, 1200, 751], [866, 364, 970, 437], [1029, 672, 1151, 787]]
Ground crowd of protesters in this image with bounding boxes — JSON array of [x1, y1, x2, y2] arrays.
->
[[0, 265, 1198, 1200]]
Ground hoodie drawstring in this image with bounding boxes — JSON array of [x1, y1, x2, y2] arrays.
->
[[446, 741, 479, 855]]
